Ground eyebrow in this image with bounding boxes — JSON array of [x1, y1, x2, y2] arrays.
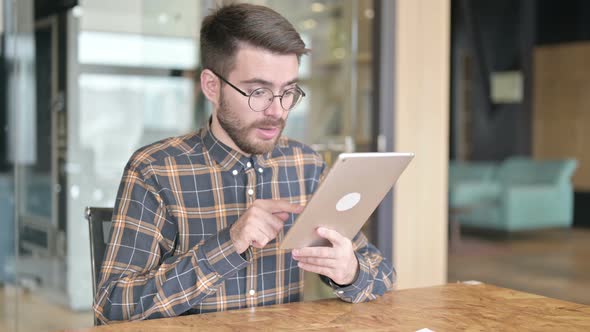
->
[[240, 78, 299, 88]]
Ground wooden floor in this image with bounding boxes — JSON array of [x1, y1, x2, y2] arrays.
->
[[449, 228, 590, 305], [1, 228, 589, 331]]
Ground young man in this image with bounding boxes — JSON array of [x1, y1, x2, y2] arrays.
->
[[94, 3, 394, 324]]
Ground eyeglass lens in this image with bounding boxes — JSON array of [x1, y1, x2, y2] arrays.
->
[[248, 88, 303, 112]]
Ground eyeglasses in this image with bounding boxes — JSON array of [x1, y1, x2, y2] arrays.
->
[[210, 70, 306, 112]]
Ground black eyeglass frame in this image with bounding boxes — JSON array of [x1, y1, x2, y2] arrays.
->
[[209, 69, 306, 112]]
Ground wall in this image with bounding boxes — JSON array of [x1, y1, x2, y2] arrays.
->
[[533, 42, 590, 191], [536, 0, 590, 45], [451, 0, 590, 162], [533, 41, 590, 227], [392, 0, 450, 289], [450, 0, 533, 161]]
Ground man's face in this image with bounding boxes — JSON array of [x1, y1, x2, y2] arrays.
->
[[216, 44, 300, 155]]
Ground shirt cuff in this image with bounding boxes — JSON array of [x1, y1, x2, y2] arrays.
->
[[200, 227, 251, 278], [329, 252, 370, 302]]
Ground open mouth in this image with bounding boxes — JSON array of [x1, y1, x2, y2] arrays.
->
[[256, 127, 280, 140]]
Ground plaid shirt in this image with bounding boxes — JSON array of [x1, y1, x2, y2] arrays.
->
[[94, 127, 394, 323]]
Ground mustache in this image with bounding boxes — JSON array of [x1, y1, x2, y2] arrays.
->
[[250, 118, 285, 128]]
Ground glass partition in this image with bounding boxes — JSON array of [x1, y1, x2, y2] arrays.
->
[[1, 0, 376, 330], [3, 0, 39, 331], [249, 0, 375, 156], [65, 0, 203, 312], [240, 0, 376, 300]]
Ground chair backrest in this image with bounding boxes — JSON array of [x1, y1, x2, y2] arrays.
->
[[449, 161, 497, 185], [85, 206, 114, 326], [497, 157, 578, 185]]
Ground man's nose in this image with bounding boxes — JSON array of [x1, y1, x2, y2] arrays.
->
[[263, 95, 284, 118]]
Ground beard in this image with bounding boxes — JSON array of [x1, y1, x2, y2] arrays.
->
[[217, 91, 286, 155]]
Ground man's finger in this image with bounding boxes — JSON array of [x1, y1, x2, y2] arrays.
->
[[292, 246, 334, 258], [273, 212, 290, 221], [254, 223, 274, 245], [293, 256, 336, 268], [268, 214, 286, 232], [297, 262, 331, 279], [317, 227, 345, 246], [257, 199, 304, 214]]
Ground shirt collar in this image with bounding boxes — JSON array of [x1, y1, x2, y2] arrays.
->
[[201, 119, 275, 171]]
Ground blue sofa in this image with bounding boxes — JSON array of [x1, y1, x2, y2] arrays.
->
[[449, 161, 498, 208], [449, 157, 578, 232]]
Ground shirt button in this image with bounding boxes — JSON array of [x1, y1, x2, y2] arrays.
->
[[258, 168, 263, 173], [249, 289, 255, 296], [232, 170, 238, 176], [246, 162, 252, 168], [247, 189, 254, 196]]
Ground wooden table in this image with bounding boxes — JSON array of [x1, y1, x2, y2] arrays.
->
[[66, 283, 590, 331]]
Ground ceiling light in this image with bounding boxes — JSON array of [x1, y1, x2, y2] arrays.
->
[[302, 19, 317, 30], [158, 13, 170, 24], [72, 6, 83, 18], [311, 3, 326, 13]]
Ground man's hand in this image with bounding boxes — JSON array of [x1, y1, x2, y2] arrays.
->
[[292, 227, 359, 285], [230, 199, 303, 254]]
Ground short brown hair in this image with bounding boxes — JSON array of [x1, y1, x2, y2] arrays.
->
[[200, 3, 309, 77]]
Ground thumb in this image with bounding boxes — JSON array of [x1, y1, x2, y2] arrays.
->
[[317, 227, 345, 246], [273, 212, 290, 221]]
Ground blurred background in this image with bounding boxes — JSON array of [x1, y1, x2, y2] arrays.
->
[[0, 0, 588, 331]]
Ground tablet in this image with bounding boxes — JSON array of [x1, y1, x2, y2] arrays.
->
[[280, 152, 414, 249]]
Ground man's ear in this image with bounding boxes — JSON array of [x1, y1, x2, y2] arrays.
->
[[200, 69, 220, 109]]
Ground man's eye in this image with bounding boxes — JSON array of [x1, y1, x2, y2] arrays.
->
[[251, 89, 267, 97]]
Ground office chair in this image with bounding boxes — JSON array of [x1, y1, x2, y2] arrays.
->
[[85, 207, 114, 326]]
